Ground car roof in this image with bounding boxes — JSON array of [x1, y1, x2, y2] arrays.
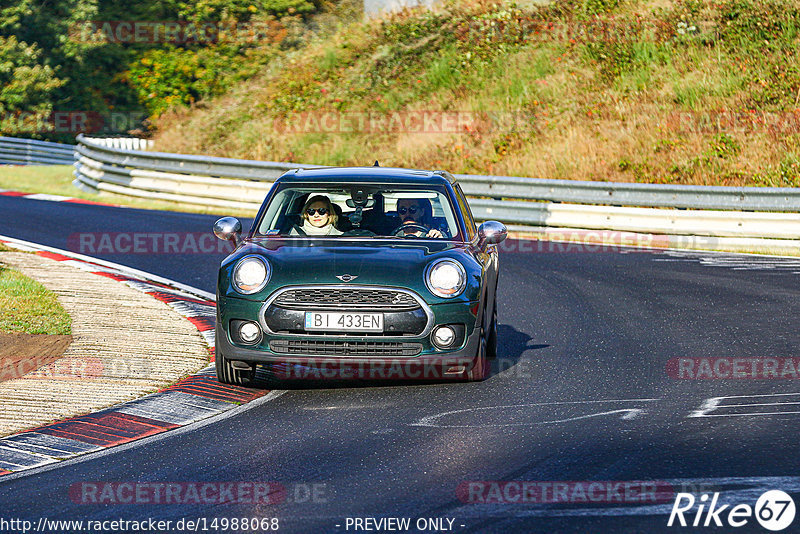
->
[[277, 166, 456, 184]]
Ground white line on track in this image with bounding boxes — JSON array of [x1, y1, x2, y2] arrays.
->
[[688, 393, 800, 418], [411, 399, 658, 428]]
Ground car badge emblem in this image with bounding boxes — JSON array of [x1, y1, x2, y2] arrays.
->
[[336, 274, 358, 282]]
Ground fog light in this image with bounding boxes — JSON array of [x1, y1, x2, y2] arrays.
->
[[239, 321, 261, 344], [432, 326, 456, 348]]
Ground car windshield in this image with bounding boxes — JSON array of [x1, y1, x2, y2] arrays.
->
[[255, 184, 463, 240]]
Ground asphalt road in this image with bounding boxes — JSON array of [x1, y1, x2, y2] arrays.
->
[[2, 195, 800, 533]]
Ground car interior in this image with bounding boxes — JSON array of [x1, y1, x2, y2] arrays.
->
[[273, 189, 451, 238]]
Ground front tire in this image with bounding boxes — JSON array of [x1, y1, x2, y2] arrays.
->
[[215, 350, 256, 386], [466, 328, 490, 381], [486, 301, 498, 360]]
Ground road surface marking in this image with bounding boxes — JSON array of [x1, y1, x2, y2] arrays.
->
[[689, 393, 800, 418], [411, 399, 657, 428]]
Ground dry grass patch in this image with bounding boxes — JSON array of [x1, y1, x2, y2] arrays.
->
[[146, 0, 800, 188]]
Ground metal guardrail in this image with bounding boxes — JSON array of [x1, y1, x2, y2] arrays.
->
[[75, 133, 317, 178], [0, 136, 74, 165], [73, 134, 317, 210], [455, 174, 800, 212], [73, 134, 800, 212], [466, 199, 800, 240], [82, 137, 155, 151], [71, 134, 800, 240]]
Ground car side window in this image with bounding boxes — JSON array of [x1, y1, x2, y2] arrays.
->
[[454, 184, 477, 240]]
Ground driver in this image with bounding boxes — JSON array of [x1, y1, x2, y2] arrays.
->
[[396, 198, 445, 238]]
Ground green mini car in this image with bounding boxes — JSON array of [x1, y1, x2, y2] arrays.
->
[[213, 166, 506, 384]]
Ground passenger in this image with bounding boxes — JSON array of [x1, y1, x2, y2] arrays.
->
[[396, 198, 445, 238], [290, 195, 343, 236]]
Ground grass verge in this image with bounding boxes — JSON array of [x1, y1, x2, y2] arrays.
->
[[0, 259, 72, 335]]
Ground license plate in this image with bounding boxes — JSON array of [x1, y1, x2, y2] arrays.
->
[[304, 312, 384, 332]]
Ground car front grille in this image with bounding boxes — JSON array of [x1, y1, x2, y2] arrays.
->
[[273, 288, 419, 310], [270, 339, 423, 357]]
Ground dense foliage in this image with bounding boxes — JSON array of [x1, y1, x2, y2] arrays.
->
[[0, 0, 328, 140]]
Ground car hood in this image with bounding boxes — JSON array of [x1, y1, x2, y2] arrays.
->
[[224, 238, 476, 299]]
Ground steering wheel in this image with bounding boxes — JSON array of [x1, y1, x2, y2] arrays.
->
[[392, 223, 430, 237]]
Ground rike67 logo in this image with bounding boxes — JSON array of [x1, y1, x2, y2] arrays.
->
[[668, 490, 796, 531]]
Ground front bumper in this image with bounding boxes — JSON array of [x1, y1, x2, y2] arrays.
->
[[215, 321, 482, 380], [216, 321, 481, 365], [216, 290, 482, 372]]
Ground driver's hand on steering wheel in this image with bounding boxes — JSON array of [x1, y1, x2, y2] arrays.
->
[[426, 229, 443, 238]]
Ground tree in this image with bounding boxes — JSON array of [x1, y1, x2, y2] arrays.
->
[[0, 36, 64, 135]]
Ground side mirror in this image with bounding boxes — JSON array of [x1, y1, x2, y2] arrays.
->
[[213, 217, 242, 247], [478, 221, 507, 248]]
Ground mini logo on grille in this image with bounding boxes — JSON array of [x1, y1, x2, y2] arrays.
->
[[336, 274, 358, 282]]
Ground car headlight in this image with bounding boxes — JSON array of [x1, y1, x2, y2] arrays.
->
[[232, 255, 270, 294], [425, 259, 466, 298]]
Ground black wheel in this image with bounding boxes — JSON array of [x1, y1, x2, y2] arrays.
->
[[215, 350, 256, 386], [466, 333, 489, 381], [486, 301, 498, 360], [466, 306, 492, 382]]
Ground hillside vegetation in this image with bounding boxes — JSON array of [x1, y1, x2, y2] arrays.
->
[[0, 0, 336, 142], [154, 0, 799, 186]]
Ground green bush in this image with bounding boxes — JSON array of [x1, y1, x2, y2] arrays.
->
[[706, 132, 741, 159], [125, 42, 274, 116], [0, 37, 63, 111], [715, 0, 800, 51], [581, 0, 618, 16]]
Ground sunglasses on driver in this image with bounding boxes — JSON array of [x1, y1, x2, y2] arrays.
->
[[398, 206, 420, 215]]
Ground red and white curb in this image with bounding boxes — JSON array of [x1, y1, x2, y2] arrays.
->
[[0, 235, 268, 476], [0, 189, 120, 207]]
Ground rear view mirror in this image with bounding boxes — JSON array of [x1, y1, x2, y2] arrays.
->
[[345, 198, 375, 209], [478, 221, 507, 248], [213, 217, 242, 247]]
